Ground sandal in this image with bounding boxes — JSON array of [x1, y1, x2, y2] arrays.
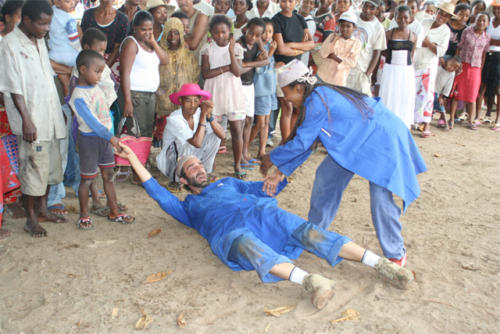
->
[[108, 214, 135, 224], [78, 217, 93, 230], [247, 158, 261, 166], [91, 202, 127, 217], [467, 123, 477, 130], [48, 204, 68, 215], [217, 146, 227, 154], [241, 163, 256, 170], [234, 171, 247, 179], [492, 124, 500, 132], [420, 131, 432, 138], [437, 119, 446, 128]]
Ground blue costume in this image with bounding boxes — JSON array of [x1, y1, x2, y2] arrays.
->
[[143, 177, 350, 283], [270, 86, 427, 259]]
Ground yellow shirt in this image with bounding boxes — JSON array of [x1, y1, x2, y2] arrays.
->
[[317, 35, 361, 86]]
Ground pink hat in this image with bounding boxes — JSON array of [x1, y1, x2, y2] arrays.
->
[[169, 83, 212, 105]]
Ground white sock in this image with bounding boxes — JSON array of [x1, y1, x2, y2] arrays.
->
[[361, 250, 381, 268], [289, 266, 309, 285]]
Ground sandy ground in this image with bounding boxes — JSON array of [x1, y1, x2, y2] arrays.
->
[[0, 119, 499, 334]]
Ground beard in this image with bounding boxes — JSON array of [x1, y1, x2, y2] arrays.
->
[[186, 172, 209, 188]]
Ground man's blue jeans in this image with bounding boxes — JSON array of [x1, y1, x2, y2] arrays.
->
[[308, 154, 405, 259]]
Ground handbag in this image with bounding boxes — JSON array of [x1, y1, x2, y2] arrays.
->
[[114, 117, 152, 166]]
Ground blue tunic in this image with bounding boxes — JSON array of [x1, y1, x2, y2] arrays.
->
[[270, 86, 427, 212], [143, 177, 306, 271]]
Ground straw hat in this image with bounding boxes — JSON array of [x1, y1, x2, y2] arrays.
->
[[492, 0, 500, 7], [146, 0, 167, 11], [436, 2, 458, 18]]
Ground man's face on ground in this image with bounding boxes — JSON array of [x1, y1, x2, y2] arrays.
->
[[181, 158, 209, 188], [25, 13, 52, 39]]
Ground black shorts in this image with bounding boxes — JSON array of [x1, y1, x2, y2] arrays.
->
[[78, 134, 115, 179]]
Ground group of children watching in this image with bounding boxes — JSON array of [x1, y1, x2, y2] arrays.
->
[[0, 0, 499, 237]]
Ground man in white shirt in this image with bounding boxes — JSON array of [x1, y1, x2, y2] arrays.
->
[[0, 1, 67, 237], [157, 84, 225, 191], [345, 0, 387, 96], [246, 0, 280, 20]]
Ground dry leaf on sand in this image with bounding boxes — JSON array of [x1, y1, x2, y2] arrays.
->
[[264, 305, 295, 317], [176, 312, 186, 328], [331, 309, 360, 324], [135, 311, 153, 330], [143, 270, 173, 284], [147, 229, 161, 238]]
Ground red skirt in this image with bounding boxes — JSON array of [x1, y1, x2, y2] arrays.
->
[[454, 62, 481, 103]]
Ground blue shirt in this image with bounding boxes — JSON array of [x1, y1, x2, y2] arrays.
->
[[254, 42, 277, 98], [48, 6, 81, 67], [143, 177, 305, 271], [270, 86, 427, 212]]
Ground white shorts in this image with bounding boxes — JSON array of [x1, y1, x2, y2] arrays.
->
[[242, 84, 255, 118]]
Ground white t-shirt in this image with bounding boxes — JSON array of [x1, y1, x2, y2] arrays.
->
[[414, 19, 450, 70], [353, 13, 387, 72], [435, 65, 455, 97], [487, 18, 500, 52], [194, 1, 214, 17], [246, 0, 280, 20], [162, 107, 213, 150]]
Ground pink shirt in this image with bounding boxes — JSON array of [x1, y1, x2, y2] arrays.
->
[[317, 35, 361, 86], [458, 26, 490, 68]]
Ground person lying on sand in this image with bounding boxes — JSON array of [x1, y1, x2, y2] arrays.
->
[[115, 144, 414, 309]]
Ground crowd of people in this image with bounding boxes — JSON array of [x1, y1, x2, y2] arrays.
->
[[0, 0, 498, 307]]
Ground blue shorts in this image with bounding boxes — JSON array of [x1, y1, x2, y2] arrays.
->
[[254, 95, 278, 116]]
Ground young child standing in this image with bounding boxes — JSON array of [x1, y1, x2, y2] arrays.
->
[[379, 5, 417, 128], [238, 18, 269, 167], [433, 55, 461, 129], [298, 0, 317, 65], [317, 11, 361, 86], [445, 3, 470, 57], [69, 50, 135, 229], [249, 18, 277, 160], [273, 0, 315, 142], [345, 0, 387, 96], [232, 0, 251, 41], [201, 15, 246, 179], [449, 12, 491, 130], [49, 0, 82, 97]]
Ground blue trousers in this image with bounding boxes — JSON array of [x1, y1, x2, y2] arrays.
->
[[228, 222, 349, 283], [308, 155, 404, 259]]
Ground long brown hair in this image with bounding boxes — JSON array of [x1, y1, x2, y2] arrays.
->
[[284, 82, 373, 143]]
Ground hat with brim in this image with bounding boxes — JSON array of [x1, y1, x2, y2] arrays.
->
[[338, 10, 357, 26], [146, 0, 168, 11], [169, 83, 212, 105], [362, 0, 380, 8], [436, 2, 458, 19], [492, 0, 500, 7]]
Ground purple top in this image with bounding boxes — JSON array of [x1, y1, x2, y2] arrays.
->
[[458, 26, 490, 68]]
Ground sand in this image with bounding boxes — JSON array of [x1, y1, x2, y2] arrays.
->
[[0, 122, 499, 334]]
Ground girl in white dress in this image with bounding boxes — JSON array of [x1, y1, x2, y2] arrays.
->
[[201, 15, 247, 179]]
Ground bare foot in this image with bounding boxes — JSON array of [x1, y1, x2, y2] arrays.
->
[[38, 212, 67, 224], [23, 222, 47, 237], [0, 229, 11, 240]]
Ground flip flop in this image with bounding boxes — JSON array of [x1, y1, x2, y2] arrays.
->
[[217, 146, 227, 154], [247, 159, 261, 166], [77, 217, 93, 230], [241, 163, 256, 170], [48, 204, 68, 215], [108, 214, 135, 224]]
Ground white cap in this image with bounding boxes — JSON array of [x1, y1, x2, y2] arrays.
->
[[338, 11, 357, 26]]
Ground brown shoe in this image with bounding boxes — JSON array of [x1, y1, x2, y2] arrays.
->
[[375, 258, 414, 289], [303, 274, 335, 309]]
